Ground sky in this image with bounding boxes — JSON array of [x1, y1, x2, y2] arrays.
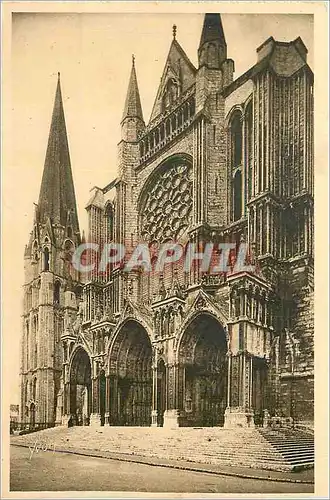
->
[[5, 12, 313, 404]]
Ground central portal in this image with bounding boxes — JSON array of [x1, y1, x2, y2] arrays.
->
[[69, 347, 92, 426], [109, 320, 152, 426], [178, 313, 228, 427]]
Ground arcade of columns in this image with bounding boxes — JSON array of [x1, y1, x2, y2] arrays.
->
[[60, 269, 275, 429]]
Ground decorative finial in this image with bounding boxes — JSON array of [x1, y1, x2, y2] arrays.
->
[[57, 71, 60, 79], [173, 24, 177, 40], [132, 54, 135, 67]]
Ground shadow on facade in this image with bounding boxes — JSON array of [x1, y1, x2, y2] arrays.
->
[[177, 313, 227, 427], [69, 347, 92, 426], [108, 320, 152, 426], [65, 315, 233, 428]]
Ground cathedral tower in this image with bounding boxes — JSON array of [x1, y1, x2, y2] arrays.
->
[[20, 74, 81, 426], [20, 14, 313, 431]]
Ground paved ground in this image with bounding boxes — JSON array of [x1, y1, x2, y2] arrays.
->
[[10, 445, 314, 494]]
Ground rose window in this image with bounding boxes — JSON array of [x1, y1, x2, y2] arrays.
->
[[140, 159, 193, 243]]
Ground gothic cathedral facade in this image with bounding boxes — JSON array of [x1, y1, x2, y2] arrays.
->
[[20, 14, 314, 429]]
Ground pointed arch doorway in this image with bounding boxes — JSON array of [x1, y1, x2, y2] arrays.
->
[[108, 320, 152, 426], [69, 347, 92, 426], [177, 313, 228, 427]]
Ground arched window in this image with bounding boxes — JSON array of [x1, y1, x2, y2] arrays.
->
[[63, 240, 74, 263], [63, 343, 68, 362], [33, 315, 38, 334], [239, 323, 244, 351], [183, 104, 189, 122], [26, 322, 29, 369], [105, 204, 114, 243], [32, 378, 37, 401], [34, 339, 38, 369], [165, 119, 170, 136], [162, 78, 180, 111], [231, 112, 242, 168], [26, 287, 32, 310], [25, 381, 29, 415], [54, 281, 61, 305], [189, 99, 195, 118], [171, 115, 177, 132], [67, 227, 72, 238], [230, 110, 243, 221], [75, 285, 83, 301], [160, 124, 165, 141], [234, 295, 241, 317], [245, 101, 253, 200], [32, 241, 38, 262], [64, 240, 74, 253], [44, 247, 50, 271], [233, 170, 242, 221], [178, 110, 183, 128]]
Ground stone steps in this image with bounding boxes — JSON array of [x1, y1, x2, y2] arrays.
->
[[11, 425, 314, 472], [258, 429, 314, 470]]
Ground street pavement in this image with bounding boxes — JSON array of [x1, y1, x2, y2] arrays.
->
[[10, 445, 314, 494]]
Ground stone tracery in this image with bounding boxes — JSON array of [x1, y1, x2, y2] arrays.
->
[[140, 158, 193, 243]]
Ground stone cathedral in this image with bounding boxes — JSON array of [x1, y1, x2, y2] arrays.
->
[[20, 14, 314, 430]]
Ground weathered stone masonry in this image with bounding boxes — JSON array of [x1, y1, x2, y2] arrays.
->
[[20, 14, 314, 429]]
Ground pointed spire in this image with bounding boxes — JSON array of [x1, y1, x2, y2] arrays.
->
[[198, 14, 227, 69], [122, 56, 144, 123], [38, 74, 79, 232], [199, 13, 226, 50]]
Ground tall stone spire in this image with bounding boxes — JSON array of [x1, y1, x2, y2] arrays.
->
[[121, 56, 145, 141], [37, 73, 79, 232], [122, 55, 144, 123], [198, 13, 227, 68], [199, 13, 226, 49]]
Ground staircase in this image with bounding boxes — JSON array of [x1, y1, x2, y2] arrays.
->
[[258, 428, 314, 470], [11, 425, 314, 472]]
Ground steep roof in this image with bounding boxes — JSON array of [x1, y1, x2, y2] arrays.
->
[[199, 13, 226, 50], [37, 73, 79, 232], [148, 37, 196, 124], [122, 56, 144, 123]]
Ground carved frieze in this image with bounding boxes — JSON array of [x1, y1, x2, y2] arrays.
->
[[153, 303, 184, 340]]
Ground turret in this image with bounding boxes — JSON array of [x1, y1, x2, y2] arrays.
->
[[196, 14, 234, 112], [121, 56, 145, 142], [198, 13, 227, 69]]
